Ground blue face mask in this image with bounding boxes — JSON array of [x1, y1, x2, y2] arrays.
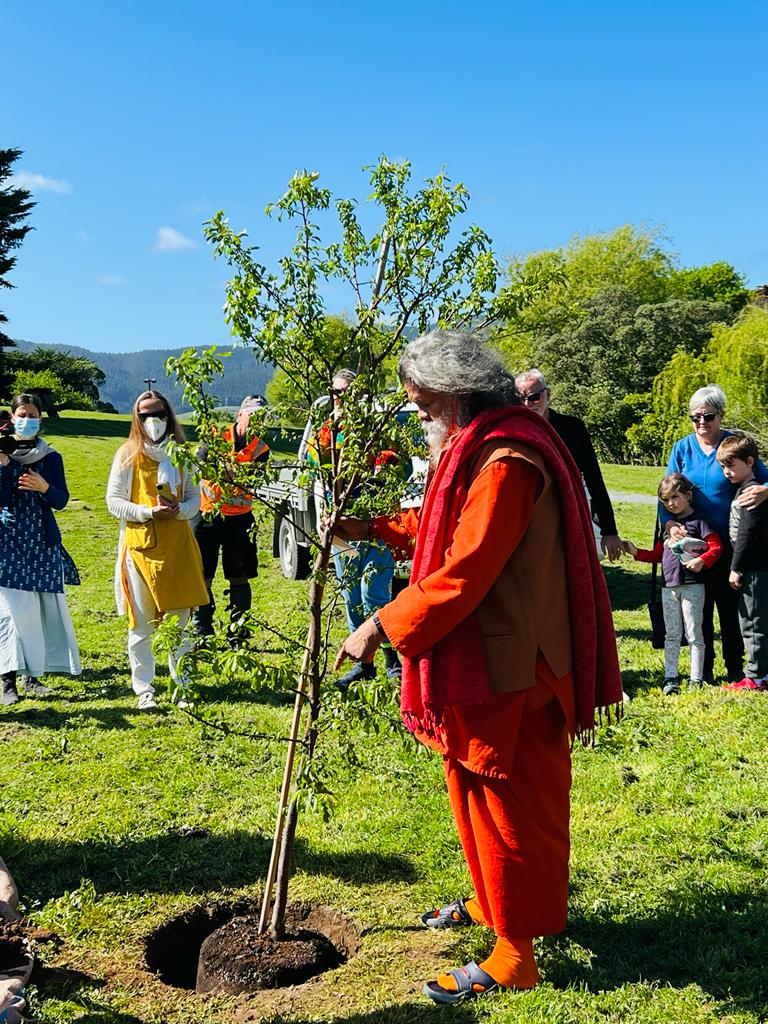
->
[[14, 417, 40, 439]]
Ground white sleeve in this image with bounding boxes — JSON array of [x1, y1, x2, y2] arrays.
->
[[106, 453, 153, 523], [177, 468, 201, 520]]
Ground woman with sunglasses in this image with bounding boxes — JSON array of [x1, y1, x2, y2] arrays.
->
[[0, 393, 81, 706], [664, 384, 768, 683], [106, 391, 208, 709]]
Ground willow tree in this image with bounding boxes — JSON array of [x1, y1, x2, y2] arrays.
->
[[165, 158, 530, 938]]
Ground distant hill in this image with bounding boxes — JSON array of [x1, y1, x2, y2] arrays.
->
[[11, 339, 273, 413]]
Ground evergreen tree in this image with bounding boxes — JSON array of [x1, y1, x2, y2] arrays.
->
[[0, 148, 35, 392]]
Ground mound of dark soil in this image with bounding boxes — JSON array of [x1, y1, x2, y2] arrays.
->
[[0, 921, 28, 972], [196, 915, 340, 994], [0, 918, 54, 977]]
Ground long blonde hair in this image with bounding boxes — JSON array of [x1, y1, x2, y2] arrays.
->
[[120, 390, 186, 466]]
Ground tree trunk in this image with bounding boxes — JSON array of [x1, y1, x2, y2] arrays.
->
[[261, 536, 331, 936], [269, 800, 298, 938]]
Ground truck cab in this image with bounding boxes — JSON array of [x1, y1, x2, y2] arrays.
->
[[264, 399, 426, 580]]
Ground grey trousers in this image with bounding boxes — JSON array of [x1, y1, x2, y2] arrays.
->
[[662, 584, 705, 682], [739, 570, 768, 681]]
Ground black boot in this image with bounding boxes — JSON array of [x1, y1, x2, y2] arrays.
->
[[1, 672, 19, 706], [382, 644, 402, 680], [226, 582, 252, 646], [20, 675, 52, 696], [192, 589, 216, 637], [336, 661, 376, 692]]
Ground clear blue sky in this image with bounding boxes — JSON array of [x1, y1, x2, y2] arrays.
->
[[4, 0, 767, 353]]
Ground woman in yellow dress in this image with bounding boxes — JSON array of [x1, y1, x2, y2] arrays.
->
[[106, 391, 208, 709]]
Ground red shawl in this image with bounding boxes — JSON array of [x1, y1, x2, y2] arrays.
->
[[399, 405, 623, 742]]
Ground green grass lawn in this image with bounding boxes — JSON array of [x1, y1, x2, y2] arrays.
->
[[600, 462, 664, 496], [2, 416, 767, 1024]]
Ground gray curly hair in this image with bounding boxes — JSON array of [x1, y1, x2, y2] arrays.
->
[[398, 330, 519, 422]]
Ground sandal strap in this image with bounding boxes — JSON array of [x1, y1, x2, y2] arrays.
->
[[421, 896, 473, 929], [423, 960, 500, 1003], [448, 960, 498, 994]]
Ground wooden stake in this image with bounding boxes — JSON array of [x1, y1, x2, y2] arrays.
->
[[257, 636, 311, 933]]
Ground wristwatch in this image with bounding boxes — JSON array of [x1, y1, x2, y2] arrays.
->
[[372, 612, 387, 639]]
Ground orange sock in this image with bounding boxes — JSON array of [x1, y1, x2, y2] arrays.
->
[[463, 896, 487, 925], [479, 937, 540, 988], [436, 937, 540, 992]]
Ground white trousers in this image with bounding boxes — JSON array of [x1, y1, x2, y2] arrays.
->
[[0, 586, 81, 677], [662, 584, 705, 682], [124, 553, 192, 697]]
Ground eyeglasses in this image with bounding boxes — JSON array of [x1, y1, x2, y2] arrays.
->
[[522, 390, 545, 404], [689, 412, 717, 423], [138, 410, 168, 422]]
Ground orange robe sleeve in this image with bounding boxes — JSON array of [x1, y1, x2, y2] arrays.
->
[[378, 458, 540, 656], [370, 508, 420, 560]]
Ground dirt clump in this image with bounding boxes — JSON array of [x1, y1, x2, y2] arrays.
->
[[0, 919, 58, 973], [196, 915, 340, 994], [0, 921, 28, 972]]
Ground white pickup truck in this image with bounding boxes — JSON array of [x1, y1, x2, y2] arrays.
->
[[257, 400, 426, 580]]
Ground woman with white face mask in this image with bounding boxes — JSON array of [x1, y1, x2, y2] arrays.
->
[[0, 393, 81, 706], [106, 391, 208, 709]]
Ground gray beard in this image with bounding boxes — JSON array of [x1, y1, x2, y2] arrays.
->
[[424, 418, 452, 468]]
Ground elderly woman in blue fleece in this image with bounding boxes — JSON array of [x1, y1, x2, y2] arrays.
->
[[0, 393, 81, 706], [663, 384, 768, 684]]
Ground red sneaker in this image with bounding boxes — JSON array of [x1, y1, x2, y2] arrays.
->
[[722, 677, 767, 691]]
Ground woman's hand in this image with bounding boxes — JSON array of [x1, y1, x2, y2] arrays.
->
[[18, 470, 49, 494], [729, 570, 742, 590], [622, 539, 638, 557], [151, 502, 179, 519], [685, 556, 705, 573], [334, 618, 383, 671], [737, 484, 768, 510]]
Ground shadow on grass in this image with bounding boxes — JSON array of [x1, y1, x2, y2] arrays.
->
[[5, 704, 152, 731], [78, 667, 126, 685], [34, 963, 105, 998], [618, 667, 659, 696], [4, 829, 417, 903], [544, 891, 768, 1017], [43, 417, 131, 440], [603, 563, 652, 612], [263, 1006, 475, 1024], [199, 679, 296, 706], [53, 1013, 147, 1024]]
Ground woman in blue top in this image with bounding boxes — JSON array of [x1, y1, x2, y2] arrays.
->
[[0, 394, 81, 705], [664, 384, 768, 682]]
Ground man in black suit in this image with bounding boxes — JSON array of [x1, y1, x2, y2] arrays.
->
[[515, 369, 623, 562]]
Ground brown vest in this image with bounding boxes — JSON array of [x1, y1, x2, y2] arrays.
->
[[468, 439, 572, 694]]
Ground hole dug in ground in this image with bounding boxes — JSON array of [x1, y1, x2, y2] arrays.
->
[[144, 899, 360, 995]]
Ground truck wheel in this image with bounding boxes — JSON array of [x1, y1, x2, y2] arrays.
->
[[278, 516, 311, 580]]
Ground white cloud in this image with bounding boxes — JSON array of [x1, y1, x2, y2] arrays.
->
[[99, 274, 127, 287], [154, 226, 197, 252], [10, 170, 73, 194]]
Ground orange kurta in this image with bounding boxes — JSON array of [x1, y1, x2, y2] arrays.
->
[[376, 456, 575, 938]]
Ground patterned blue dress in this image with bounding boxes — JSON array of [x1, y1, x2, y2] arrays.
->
[[0, 456, 79, 592], [0, 446, 81, 677], [0, 486, 79, 592]]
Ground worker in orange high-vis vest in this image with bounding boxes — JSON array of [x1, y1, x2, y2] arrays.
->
[[193, 396, 269, 640]]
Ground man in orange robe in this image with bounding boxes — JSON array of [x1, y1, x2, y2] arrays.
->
[[334, 330, 623, 1004]]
